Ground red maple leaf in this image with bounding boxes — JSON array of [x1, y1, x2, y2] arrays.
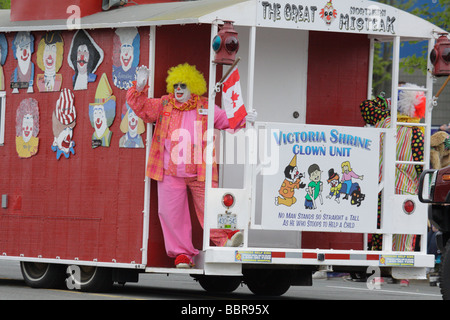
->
[[231, 91, 239, 108]]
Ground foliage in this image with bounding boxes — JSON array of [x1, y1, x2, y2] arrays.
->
[[399, 0, 449, 75], [372, 0, 449, 94], [0, 0, 10, 9]]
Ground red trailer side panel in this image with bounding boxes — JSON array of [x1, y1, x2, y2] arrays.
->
[[0, 28, 149, 265]]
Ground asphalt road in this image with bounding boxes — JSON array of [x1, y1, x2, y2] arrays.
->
[[0, 260, 442, 302]]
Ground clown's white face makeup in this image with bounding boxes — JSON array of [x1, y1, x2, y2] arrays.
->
[[22, 114, 34, 143], [93, 105, 107, 137], [173, 83, 191, 103], [56, 127, 73, 152]]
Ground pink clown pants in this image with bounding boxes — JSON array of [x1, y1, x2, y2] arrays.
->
[[157, 174, 232, 260]]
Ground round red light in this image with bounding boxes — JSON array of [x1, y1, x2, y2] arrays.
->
[[222, 193, 235, 208], [225, 37, 239, 53], [403, 199, 415, 214]]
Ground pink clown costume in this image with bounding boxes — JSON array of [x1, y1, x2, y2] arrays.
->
[[126, 63, 245, 268]]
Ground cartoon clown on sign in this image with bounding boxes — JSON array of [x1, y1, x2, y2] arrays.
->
[[126, 63, 257, 268], [319, 0, 337, 25]]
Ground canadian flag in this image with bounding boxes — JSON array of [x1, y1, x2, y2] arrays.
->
[[222, 67, 247, 129]]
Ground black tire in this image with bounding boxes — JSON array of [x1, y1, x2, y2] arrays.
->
[[441, 241, 450, 299], [197, 275, 242, 293], [66, 266, 113, 292], [244, 269, 291, 296], [20, 262, 66, 289]]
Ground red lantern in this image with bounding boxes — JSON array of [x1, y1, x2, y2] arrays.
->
[[430, 33, 450, 77], [212, 21, 239, 65]]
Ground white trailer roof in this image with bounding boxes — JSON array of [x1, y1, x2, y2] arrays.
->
[[0, 0, 445, 40]]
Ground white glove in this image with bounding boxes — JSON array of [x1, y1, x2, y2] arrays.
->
[[136, 65, 150, 92], [246, 109, 257, 125]]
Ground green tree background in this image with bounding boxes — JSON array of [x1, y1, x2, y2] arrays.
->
[[0, 0, 10, 9], [373, 0, 450, 96]]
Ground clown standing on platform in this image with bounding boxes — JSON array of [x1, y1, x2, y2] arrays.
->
[[126, 63, 257, 268]]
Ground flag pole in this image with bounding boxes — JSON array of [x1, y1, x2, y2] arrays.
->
[[218, 57, 241, 86]]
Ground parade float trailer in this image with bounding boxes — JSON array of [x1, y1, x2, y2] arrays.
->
[[0, 0, 445, 295]]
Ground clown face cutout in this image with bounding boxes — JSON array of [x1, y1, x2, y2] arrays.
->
[[51, 89, 76, 159], [11, 32, 35, 93], [68, 30, 104, 91], [15, 98, 39, 158], [173, 83, 191, 103], [119, 102, 145, 148], [112, 27, 140, 90], [36, 31, 64, 92], [89, 73, 116, 148]]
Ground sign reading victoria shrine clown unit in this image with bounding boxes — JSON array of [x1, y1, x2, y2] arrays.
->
[[260, 123, 379, 233]]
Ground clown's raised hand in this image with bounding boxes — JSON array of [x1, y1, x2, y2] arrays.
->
[[246, 109, 258, 125], [136, 66, 150, 92]]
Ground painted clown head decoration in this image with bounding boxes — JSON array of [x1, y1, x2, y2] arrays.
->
[[119, 102, 145, 148], [112, 27, 140, 90], [68, 30, 104, 90], [51, 89, 76, 159], [165, 63, 207, 103], [15, 98, 39, 158], [320, 1, 337, 25], [89, 73, 116, 148], [11, 32, 35, 93], [36, 31, 64, 92]]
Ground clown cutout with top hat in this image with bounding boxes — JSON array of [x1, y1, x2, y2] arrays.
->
[[360, 83, 426, 252], [51, 88, 76, 159], [36, 31, 64, 92], [89, 73, 116, 148], [126, 63, 257, 268], [11, 32, 35, 94]]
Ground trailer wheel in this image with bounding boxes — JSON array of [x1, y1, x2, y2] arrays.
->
[[196, 275, 242, 293], [440, 241, 450, 299], [20, 262, 66, 289], [243, 269, 291, 296], [69, 266, 113, 292]]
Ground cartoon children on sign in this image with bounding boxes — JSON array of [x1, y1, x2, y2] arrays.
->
[[326, 168, 342, 203], [51, 88, 76, 159], [16, 98, 39, 158], [89, 73, 116, 148], [340, 160, 364, 200], [112, 27, 140, 90], [0, 33, 7, 91], [274, 158, 366, 209], [119, 102, 145, 148], [11, 32, 35, 93], [304, 164, 323, 210], [68, 29, 104, 90], [36, 31, 64, 92], [275, 155, 306, 207]]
